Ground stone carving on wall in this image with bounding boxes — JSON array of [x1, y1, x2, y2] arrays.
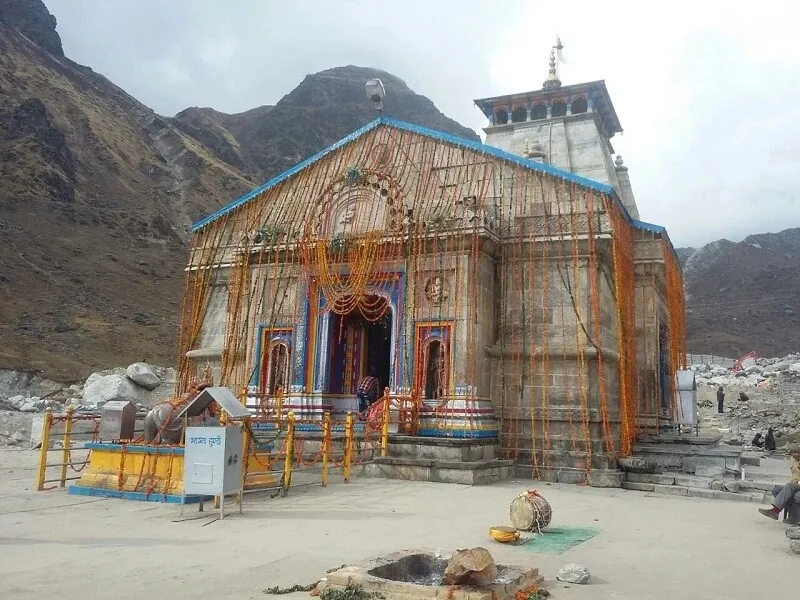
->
[[425, 276, 449, 305], [315, 168, 403, 239]]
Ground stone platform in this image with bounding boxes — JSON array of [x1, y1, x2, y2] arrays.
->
[[632, 440, 743, 476], [68, 442, 277, 502], [363, 436, 514, 485]]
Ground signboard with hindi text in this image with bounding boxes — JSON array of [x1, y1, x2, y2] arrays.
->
[[183, 426, 243, 497]]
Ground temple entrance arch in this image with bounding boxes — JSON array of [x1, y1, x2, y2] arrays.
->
[[325, 294, 393, 395]]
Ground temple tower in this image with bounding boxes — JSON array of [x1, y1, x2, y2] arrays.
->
[[474, 42, 640, 219]]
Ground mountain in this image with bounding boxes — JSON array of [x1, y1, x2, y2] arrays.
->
[[678, 228, 800, 358], [172, 66, 479, 179], [0, 1, 478, 382]]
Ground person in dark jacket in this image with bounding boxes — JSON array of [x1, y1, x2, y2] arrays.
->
[[752, 433, 764, 448], [764, 427, 777, 452], [716, 386, 725, 413]]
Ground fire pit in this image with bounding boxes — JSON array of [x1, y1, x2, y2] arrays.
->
[[320, 549, 543, 600]]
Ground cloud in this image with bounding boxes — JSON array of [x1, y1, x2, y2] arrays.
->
[[43, 0, 800, 248]]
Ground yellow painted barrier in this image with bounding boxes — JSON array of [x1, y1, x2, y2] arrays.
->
[[35, 409, 53, 491], [282, 412, 295, 494], [322, 412, 331, 487], [380, 388, 390, 458], [344, 412, 353, 482]]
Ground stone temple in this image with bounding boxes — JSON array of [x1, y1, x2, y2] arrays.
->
[[178, 54, 686, 483]]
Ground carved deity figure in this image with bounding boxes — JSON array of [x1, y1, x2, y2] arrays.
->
[[334, 202, 358, 235], [425, 341, 446, 400], [425, 276, 448, 305]]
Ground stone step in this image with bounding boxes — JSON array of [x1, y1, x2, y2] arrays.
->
[[632, 443, 742, 475], [621, 481, 764, 503], [741, 453, 762, 467], [364, 457, 514, 485], [387, 435, 500, 462]]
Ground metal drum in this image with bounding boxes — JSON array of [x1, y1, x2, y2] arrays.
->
[[509, 490, 552, 532]]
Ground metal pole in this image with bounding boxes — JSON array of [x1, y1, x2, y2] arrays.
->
[[282, 412, 295, 494], [239, 416, 250, 511], [344, 412, 353, 483], [380, 387, 390, 458], [36, 409, 53, 491], [322, 411, 331, 487], [59, 407, 74, 487]]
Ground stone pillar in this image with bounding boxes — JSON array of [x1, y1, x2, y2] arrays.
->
[[614, 156, 640, 220]]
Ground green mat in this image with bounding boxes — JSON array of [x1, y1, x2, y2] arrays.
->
[[519, 526, 600, 554]]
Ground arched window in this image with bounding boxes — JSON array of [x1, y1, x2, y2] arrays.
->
[[530, 103, 547, 120], [551, 100, 567, 117], [494, 109, 508, 125], [423, 339, 448, 400], [266, 342, 290, 395], [511, 106, 527, 123], [571, 96, 588, 114]]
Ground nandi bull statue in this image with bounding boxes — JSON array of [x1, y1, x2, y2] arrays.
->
[[144, 382, 211, 444]]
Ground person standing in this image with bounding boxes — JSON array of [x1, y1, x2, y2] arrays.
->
[[356, 374, 380, 414], [764, 427, 777, 452], [717, 386, 725, 413]]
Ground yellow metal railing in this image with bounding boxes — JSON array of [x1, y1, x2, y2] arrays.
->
[[35, 407, 101, 491]]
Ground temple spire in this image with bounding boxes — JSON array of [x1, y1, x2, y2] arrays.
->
[[543, 37, 563, 90]]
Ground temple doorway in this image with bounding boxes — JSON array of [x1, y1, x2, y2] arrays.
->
[[327, 296, 392, 395]]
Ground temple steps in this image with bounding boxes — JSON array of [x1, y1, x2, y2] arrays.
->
[[621, 472, 770, 503], [364, 456, 515, 485], [363, 435, 513, 485]]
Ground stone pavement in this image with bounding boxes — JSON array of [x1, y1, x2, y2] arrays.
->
[[0, 449, 796, 600]]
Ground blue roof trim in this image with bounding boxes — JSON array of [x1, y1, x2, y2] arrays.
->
[[192, 115, 618, 232], [379, 116, 616, 196], [632, 219, 680, 264], [190, 116, 679, 266], [631, 219, 666, 235]]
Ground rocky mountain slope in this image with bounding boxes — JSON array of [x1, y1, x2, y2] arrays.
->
[[0, 1, 478, 382], [678, 228, 800, 358]]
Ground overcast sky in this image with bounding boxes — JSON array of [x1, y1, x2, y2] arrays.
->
[[44, 0, 800, 248]]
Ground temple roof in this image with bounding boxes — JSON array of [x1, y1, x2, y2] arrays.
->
[[473, 80, 623, 138], [191, 116, 674, 258]]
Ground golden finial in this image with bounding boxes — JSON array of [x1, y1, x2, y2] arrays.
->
[[543, 37, 563, 89]]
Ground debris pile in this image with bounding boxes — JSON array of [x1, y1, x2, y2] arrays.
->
[[691, 353, 800, 393], [690, 353, 800, 447], [0, 363, 176, 447]]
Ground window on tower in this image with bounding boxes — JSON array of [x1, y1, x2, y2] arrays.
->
[[571, 96, 588, 114], [531, 103, 547, 120], [494, 109, 508, 125], [551, 100, 567, 117], [511, 106, 527, 123]]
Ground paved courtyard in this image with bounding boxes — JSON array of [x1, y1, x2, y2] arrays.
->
[[0, 449, 795, 600]]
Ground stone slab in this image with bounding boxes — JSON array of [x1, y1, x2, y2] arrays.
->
[[673, 475, 714, 489], [621, 481, 655, 492], [587, 470, 624, 488], [653, 483, 688, 496], [687, 488, 717, 500], [626, 473, 676, 485]]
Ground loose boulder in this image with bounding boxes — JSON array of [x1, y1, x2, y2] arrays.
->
[[442, 548, 497, 586], [126, 363, 161, 390], [556, 563, 590, 584], [82, 372, 146, 408]]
